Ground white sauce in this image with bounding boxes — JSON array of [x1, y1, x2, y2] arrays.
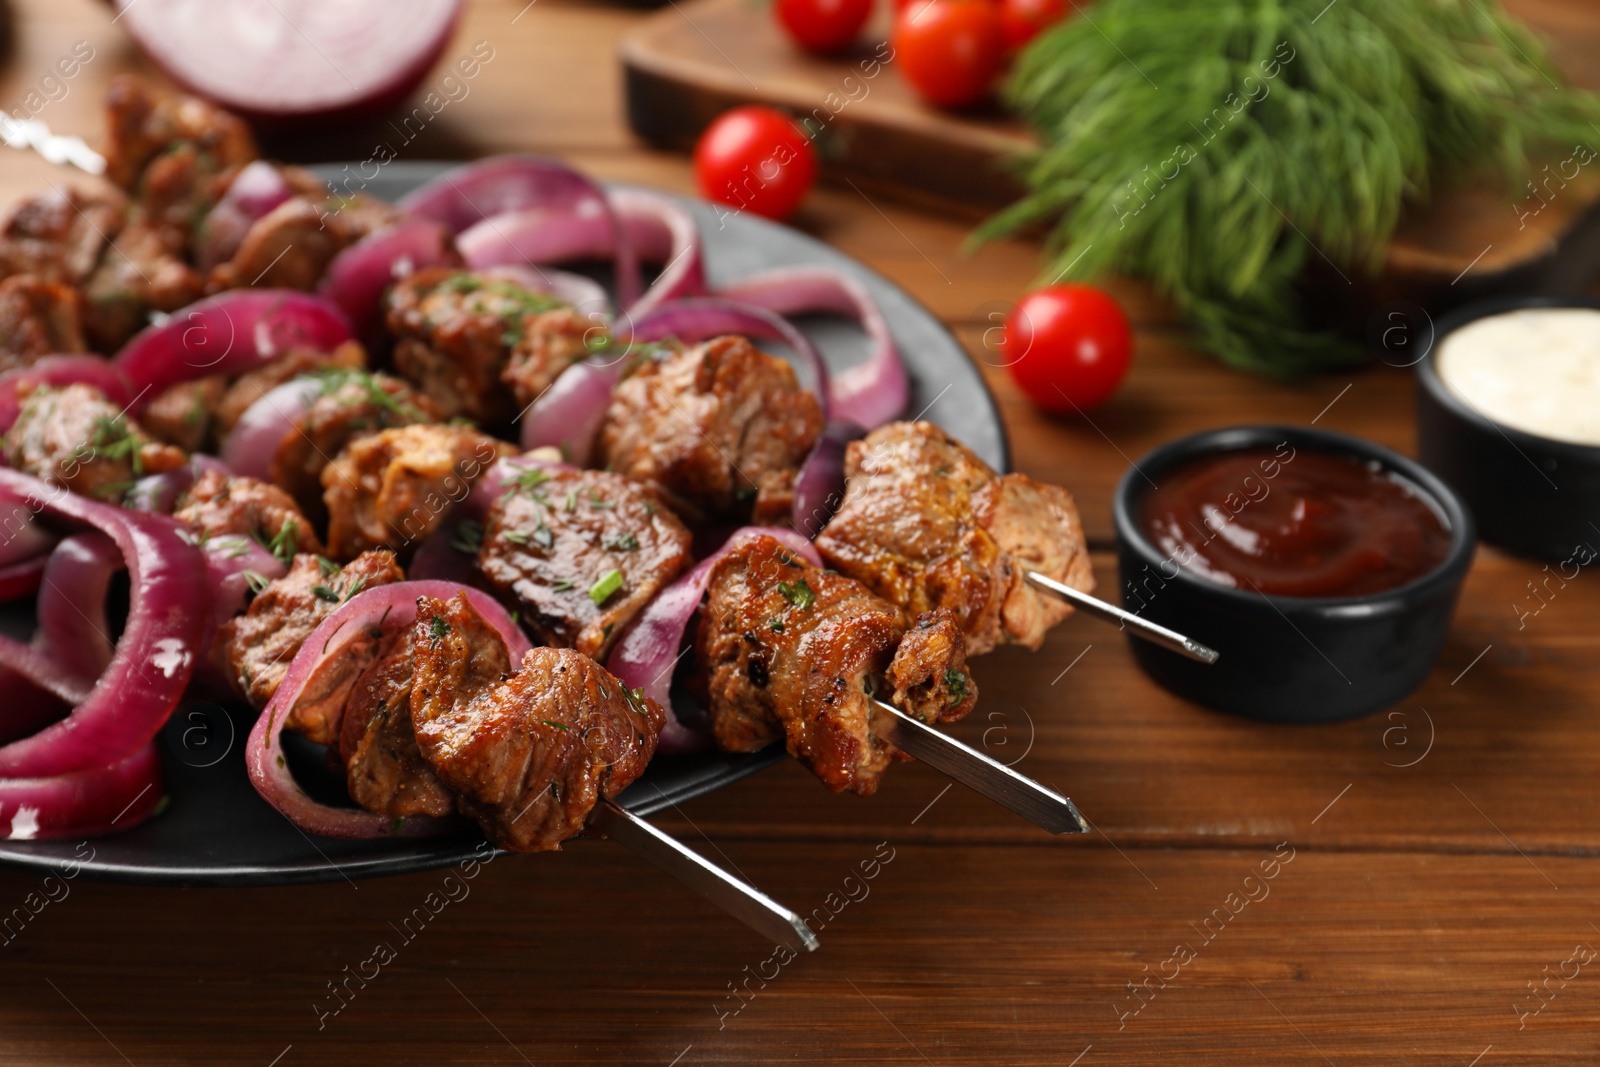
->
[[1437, 308, 1600, 446]]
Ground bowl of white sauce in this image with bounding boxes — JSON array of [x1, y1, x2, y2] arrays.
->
[[1417, 297, 1600, 561]]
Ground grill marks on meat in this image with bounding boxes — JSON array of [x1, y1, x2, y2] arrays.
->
[[410, 594, 664, 852], [385, 269, 573, 424], [174, 468, 323, 558], [596, 335, 824, 524], [814, 421, 1094, 655], [477, 468, 692, 659], [215, 549, 403, 718], [268, 370, 439, 521], [0, 277, 87, 368], [695, 534, 975, 796], [2, 382, 185, 501], [335, 631, 454, 819], [321, 423, 506, 560]]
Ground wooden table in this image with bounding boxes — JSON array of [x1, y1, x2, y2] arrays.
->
[[3, 1, 1598, 1063]]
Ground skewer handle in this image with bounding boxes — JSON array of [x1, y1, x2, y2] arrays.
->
[[1025, 570, 1220, 665], [592, 799, 819, 953], [870, 700, 1088, 835], [2, 119, 106, 175]]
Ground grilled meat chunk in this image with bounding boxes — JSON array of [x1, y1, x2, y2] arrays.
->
[[596, 335, 823, 523], [174, 468, 323, 558], [411, 593, 664, 853], [2, 382, 185, 500], [208, 192, 401, 292], [214, 341, 366, 442], [814, 421, 1093, 655], [321, 423, 505, 560], [266, 369, 439, 520], [477, 467, 692, 660], [80, 222, 206, 351], [695, 534, 975, 796], [0, 185, 124, 285], [141, 377, 224, 452], [337, 631, 454, 819], [214, 549, 403, 718], [385, 268, 572, 423], [499, 306, 593, 410], [0, 276, 87, 368]]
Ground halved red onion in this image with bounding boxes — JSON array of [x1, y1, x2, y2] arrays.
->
[[720, 267, 907, 429], [0, 469, 207, 778], [1, 742, 162, 841], [220, 376, 324, 480], [792, 420, 865, 539], [627, 297, 829, 413], [399, 156, 642, 306], [318, 217, 458, 340], [0, 355, 133, 434], [196, 161, 296, 272], [606, 527, 821, 756], [518, 359, 624, 464], [114, 290, 353, 408], [35, 532, 121, 686], [246, 581, 531, 840]]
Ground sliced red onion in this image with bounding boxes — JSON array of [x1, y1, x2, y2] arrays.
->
[[627, 297, 829, 413], [220, 376, 324, 480], [407, 519, 486, 587], [0, 500, 57, 567], [720, 267, 907, 429], [0, 635, 94, 707], [201, 534, 286, 636], [398, 156, 641, 307], [0, 469, 207, 777], [246, 581, 531, 840], [124, 454, 234, 516], [613, 189, 704, 318], [518, 359, 624, 465], [792, 421, 866, 540], [196, 161, 296, 272], [607, 527, 821, 755], [0, 553, 49, 602], [114, 290, 353, 407], [318, 217, 457, 341], [0, 355, 133, 434], [0, 742, 162, 841], [35, 532, 121, 685]]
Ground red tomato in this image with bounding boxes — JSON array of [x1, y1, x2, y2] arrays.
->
[[693, 107, 818, 222], [775, 0, 874, 53], [892, 0, 1005, 109], [999, 0, 1068, 49], [1000, 285, 1132, 412]]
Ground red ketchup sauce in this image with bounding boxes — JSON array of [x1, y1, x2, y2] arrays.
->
[[1139, 445, 1452, 598]]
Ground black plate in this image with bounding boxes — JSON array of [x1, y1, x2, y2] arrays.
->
[[0, 162, 1006, 885]]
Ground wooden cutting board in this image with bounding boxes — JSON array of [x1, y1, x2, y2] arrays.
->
[[622, 0, 1600, 299]]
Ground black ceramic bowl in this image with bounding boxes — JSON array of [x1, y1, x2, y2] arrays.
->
[[1112, 425, 1476, 723], [1416, 295, 1600, 562]]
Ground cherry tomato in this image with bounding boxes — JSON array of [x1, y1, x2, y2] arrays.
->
[[775, 0, 874, 53], [999, 0, 1068, 49], [693, 107, 818, 222], [1000, 285, 1132, 412], [892, 0, 1005, 109]]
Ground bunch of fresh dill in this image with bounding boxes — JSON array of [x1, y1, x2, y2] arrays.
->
[[979, 0, 1600, 376]]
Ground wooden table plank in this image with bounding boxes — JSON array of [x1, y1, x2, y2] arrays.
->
[[2, 844, 1596, 1065]]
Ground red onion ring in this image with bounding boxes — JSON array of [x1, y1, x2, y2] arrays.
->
[[0, 469, 207, 777], [0, 355, 133, 435], [792, 420, 865, 539], [606, 527, 821, 755], [124, 455, 234, 516], [220, 376, 324, 480], [35, 532, 121, 685], [114, 290, 353, 408], [318, 217, 458, 342], [0, 553, 49, 602], [246, 580, 532, 840], [196, 161, 296, 272], [720, 267, 908, 429], [1, 742, 162, 841], [627, 297, 830, 413], [518, 359, 623, 464], [398, 155, 642, 307], [0, 499, 57, 568]]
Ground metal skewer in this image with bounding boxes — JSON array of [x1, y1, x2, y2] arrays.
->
[[870, 699, 1088, 835], [1025, 571, 1220, 665], [591, 799, 819, 953], [2, 118, 106, 175]]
